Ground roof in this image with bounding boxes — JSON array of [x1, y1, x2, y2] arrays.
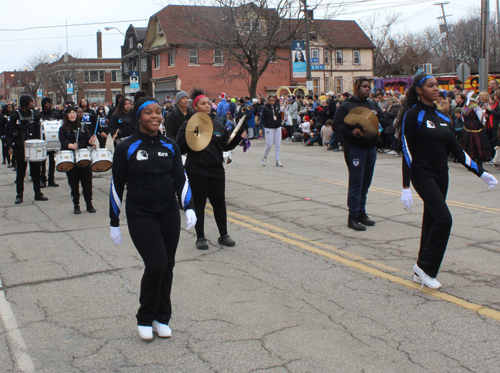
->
[[146, 4, 373, 49], [135, 27, 147, 42]]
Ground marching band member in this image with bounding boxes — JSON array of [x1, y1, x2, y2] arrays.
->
[[332, 77, 390, 231], [35, 97, 60, 187], [399, 74, 498, 289], [109, 98, 135, 148], [260, 96, 283, 167], [1, 103, 14, 167], [176, 89, 246, 251], [7, 95, 48, 204], [109, 97, 196, 340], [58, 107, 97, 214], [95, 105, 108, 148]]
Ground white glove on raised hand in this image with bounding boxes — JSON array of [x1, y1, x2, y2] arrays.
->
[[480, 172, 498, 189], [185, 209, 197, 230], [110, 226, 123, 245], [401, 188, 413, 209]]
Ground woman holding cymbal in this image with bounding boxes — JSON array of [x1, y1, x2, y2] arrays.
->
[[176, 89, 247, 251]]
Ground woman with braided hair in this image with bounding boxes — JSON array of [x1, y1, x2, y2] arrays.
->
[[399, 74, 498, 290]]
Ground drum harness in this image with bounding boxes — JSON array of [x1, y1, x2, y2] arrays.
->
[[13, 109, 35, 146]]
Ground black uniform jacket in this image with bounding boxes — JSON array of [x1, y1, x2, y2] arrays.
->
[[110, 131, 195, 227], [402, 101, 482, 188], [176, 118, 242, 178], [333, 97, 390, 149], [58, 122, 92, 151], [7, 109, 39, 148], [109, 111, 136, 140], [165, 106, 194, 139]]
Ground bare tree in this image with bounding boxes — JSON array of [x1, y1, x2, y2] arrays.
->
[[161, 0, 331, 97]]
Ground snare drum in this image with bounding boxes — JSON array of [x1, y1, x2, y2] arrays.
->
[[56, 150, 75, 172], [75, 148, 91, 167], [24, 140, 47, 162], [41, 120, 62, 151], [91, 148, 113, 172]]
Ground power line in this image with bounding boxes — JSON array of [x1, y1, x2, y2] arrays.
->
[[0, 33, 121, 43], [0, 19, 148, 32]]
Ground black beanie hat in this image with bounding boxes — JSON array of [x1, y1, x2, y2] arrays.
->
[[41, 97, 52, 108], [133, 96, 159, 120], [20, 95, 33, 108], [64, 106, 77, 115]]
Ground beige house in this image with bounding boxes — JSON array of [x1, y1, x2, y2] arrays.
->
[[293, 20, 374, 95]]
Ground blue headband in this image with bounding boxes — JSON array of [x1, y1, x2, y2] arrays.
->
[[416, 75, 433, 88], [135, 100, 158, 119]]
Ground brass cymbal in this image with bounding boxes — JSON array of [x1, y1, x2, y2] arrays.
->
[[227, 115, 246, 145], [344, 107, 380, 139], [186, 112, 213, 151]]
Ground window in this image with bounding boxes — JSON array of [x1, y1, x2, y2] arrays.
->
[[168, 50, 175, 67], [86, 91, 106, 103], [140, 58, 147, 72], [129, 37, 134, 49], [270, 51, 277, 63], [154, 54, 161, 69], [324, 50, 329, 65], [17, 80, 21, 87], [6, 82, 9, 89], [242, 21, 261, 34], [124, 62, 129, 73], [311, 49, 319, 59], [157, 22, 163, 35], [353, 50, 361, 65], [214, 49, 223, 65], [335, 50, 343, 65], [335, 77, 342, 94], [189, 49, 198, 65], [111, 70, 122, 82], [84, 71, 105, 83], [312, 78, 320, 95], [324, 78, 329, 92]]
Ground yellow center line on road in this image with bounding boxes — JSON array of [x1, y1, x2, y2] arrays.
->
[[208, 209, 500, 322], [318, 178, 500, 215]]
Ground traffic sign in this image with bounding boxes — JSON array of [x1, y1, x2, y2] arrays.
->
[[456, 63, 471, 85]]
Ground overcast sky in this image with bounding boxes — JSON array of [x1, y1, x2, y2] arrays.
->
[[0, 0, 480, 73]]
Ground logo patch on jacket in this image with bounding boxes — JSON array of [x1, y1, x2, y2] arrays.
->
[[158, 152, 169, 157], [353, 158, 360, 167], [426, 120, 436, 128], [137, 150, 148, 161], [213, 132, 222, 137]]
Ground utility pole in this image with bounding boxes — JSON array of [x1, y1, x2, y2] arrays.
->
[[480, 0, 490, 91], [434, 2, 455, 72], [301, 0, 312, 92]]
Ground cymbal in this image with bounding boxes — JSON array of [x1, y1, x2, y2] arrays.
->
[[344, 107, 379, 139], [186, 113, 213, 151], [227, 115, 246, 145]]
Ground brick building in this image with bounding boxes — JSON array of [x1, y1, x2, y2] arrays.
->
[[0, 70, 32, 104], [35, 54, 122, 104], [142, 5, 290, 101]]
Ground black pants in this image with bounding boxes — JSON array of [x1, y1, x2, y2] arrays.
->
[[412, 175, 452, 278], [2, 140, 11, 164], [65, 165, 92, 206], [343, 145, 377, 219], [127, 206, 180, 326], [98, 136, 107, 149], [187, 172, 227, 239], [40, 152, 56, 183], [15, 148, 41, 196]]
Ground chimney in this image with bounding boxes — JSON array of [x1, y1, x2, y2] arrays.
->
[[97, 30, 103, 58]]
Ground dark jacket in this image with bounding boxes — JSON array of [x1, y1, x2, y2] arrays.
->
[[7, 109, 39, 148], [109, 111, 136, 140], [176, 118, 242, 178], [58, 122, 92, 150], [384, 102, 402, 135], [401, 101, 482, 188], [260, 103, 281, 129], [109, 131, 195, 227], [332, 97, 390, 149], [165, 106, 194, 139], [326, 99, 337, 120], [486, 103, 500, 146]]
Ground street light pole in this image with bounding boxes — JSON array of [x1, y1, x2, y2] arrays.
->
[[301, 0, 312, 92]]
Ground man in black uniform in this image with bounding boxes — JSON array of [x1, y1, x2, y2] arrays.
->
[[333, 77, 390, 231], [7, 95, 49, 204], [35, 97, 60, 187], [165, 91, 194, 139]]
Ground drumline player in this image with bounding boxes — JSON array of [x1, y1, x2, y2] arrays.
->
[[109, 96, 196, 340], [176, 89, 246, 251], [109, 98, 135, 148], [95, 106, 109, 148], [35, 97, 60, 187], [58, 107, 97, 214], [7, 94, 49, 204]]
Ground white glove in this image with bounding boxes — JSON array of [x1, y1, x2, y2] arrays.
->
[[110, 226, 123, 245], [185, 209, 197, 230], [401, 188, 413, 209], [481, 172, 498, 189]]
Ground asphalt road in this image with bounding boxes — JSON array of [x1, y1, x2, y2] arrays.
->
[[0, 139, 499, 373]]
